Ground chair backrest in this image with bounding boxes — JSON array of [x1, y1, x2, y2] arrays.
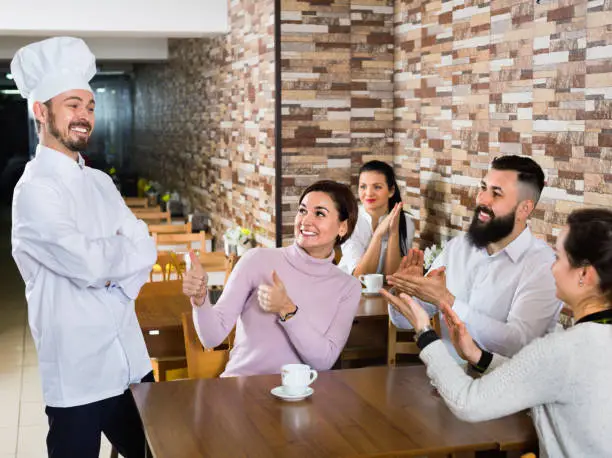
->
[[135, 210, 172, 224], [182, 312, 231, 379], [148, 222, 192, 236], [124, 197, 148, 208], [132, 205, 162, 214], [154, 231, 208, 252], [387, 313, 441, 366], [224, 253, 239, 285]]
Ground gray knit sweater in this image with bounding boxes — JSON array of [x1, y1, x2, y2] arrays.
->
[[420, 323, 612, 457]]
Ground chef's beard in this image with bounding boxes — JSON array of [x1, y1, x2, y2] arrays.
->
[[47, 107, 91, 152], [467, 205, 517, 248]]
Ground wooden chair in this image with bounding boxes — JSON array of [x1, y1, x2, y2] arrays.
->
[[154, 231, 209, 253], [148, 222, 192, 236], [387, 313, 441, 366], [124, 196, 148, 208], [132, 205, 162, 214], [224, 253, 239, 285], [135, 210, 171, 224], [171, 254, 238, 380], [148, 224, 188, 280], [148, 225, 196, 281], [182, 312, 233, 379], [167, 251, 238, 283]]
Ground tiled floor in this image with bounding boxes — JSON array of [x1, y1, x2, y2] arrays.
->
[[0, 206, 112, 458]]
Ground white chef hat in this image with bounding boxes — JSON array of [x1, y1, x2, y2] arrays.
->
[[10, 37, 96, 112]]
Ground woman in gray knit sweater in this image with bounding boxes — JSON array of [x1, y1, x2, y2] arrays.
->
[[382, 208, 612, 458]]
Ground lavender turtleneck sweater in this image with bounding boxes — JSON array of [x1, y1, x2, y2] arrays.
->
[[192, 243, 362, 377]]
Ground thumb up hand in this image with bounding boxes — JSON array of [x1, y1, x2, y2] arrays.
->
[[257, 270, 295, 316], [183, 250, 208, 306]]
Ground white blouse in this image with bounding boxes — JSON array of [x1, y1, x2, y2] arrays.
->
[[338, 205, 415, 275]]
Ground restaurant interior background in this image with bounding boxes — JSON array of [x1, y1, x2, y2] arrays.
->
[[0, 0, 610, 250], [0, 1, 608, 456]]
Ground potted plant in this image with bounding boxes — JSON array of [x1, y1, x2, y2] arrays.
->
[[223, 226, 255, 256], [423, 242, 446, 271]]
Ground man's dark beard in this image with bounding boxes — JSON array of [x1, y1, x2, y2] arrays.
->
[[47, 106, 91, 152], [467, 205, 517, 249]]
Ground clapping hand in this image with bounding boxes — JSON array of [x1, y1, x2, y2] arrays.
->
[[257, 271, 297, 316], [373, 203, 403, 240], [397, 248, 425, 277], [439, 303, 482, 365], [380, 289, 432, 332], [387, 266, 451, 307], [182, 250, 208, 306]]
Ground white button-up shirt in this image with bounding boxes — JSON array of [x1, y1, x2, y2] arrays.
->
[[390, 228, 561, 358], [339, 205, 415, 275], [12, 145, 156, 407]]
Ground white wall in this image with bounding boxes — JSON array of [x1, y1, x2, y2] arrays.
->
[[0, 37, 169, 61], [0, 0, 228, 37]]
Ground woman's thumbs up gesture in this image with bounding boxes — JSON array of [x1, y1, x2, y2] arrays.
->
[[182, 250, 208, 306], [257, 270, 297, 318]]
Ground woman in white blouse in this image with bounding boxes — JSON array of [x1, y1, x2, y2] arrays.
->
[[382, 208, 612, 458], [338, 160, 415, 276]]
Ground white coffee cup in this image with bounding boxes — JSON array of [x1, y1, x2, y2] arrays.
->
[[359, 273, 383, 293], [281, 364, 318, 396]]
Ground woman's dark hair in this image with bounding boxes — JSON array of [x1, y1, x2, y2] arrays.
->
[[299, 180, 358, 246], [359, 160, 408, 256], [565, 208, 612, 303]]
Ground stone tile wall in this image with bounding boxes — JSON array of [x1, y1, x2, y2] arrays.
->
[[280, 0, 395, 243], [133, 0, 611, 248], [132, 0, 277, 247], [394, 0, 612, 246]]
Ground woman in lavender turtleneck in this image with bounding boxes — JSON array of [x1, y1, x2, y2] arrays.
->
[[183, 180, 362, 377]]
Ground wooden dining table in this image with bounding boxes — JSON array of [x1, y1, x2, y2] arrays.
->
[[131, 365, 537, 457]]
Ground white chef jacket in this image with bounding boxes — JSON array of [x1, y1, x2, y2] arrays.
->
[[389, 228, 562, 359], [11, 145, 157, 408], [339, 205, 415, 275]]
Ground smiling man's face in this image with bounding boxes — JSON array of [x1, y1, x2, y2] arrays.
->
[[467, 169, 521, 248], [41, 89, 95, 152]]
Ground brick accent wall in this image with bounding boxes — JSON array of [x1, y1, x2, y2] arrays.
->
[[133, 0, 612, 248], [280, 0, 395, 243], [132, 0, 276, 247], [394, 0, 612, 246]]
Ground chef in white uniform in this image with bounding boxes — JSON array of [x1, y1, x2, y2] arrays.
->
[[10, 37, 157, 458]]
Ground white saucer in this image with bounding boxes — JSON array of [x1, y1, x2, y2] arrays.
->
[[362, 289, 381, 296], [270, 386, 314, 402]]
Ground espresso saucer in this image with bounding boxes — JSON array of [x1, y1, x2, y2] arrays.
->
[[270, 386, 314, 402], [362, 289, 381, 296]]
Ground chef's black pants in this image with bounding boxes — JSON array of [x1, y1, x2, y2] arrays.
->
[[45, 371, 155, 458]]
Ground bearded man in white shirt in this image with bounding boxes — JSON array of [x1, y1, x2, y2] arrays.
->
[[10, 37, 156, 458], [388, 155, 561, 358]]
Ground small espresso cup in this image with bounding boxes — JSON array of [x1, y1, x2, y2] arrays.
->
[[281, 364, 318, 396], [359, 273, 384, 293]]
